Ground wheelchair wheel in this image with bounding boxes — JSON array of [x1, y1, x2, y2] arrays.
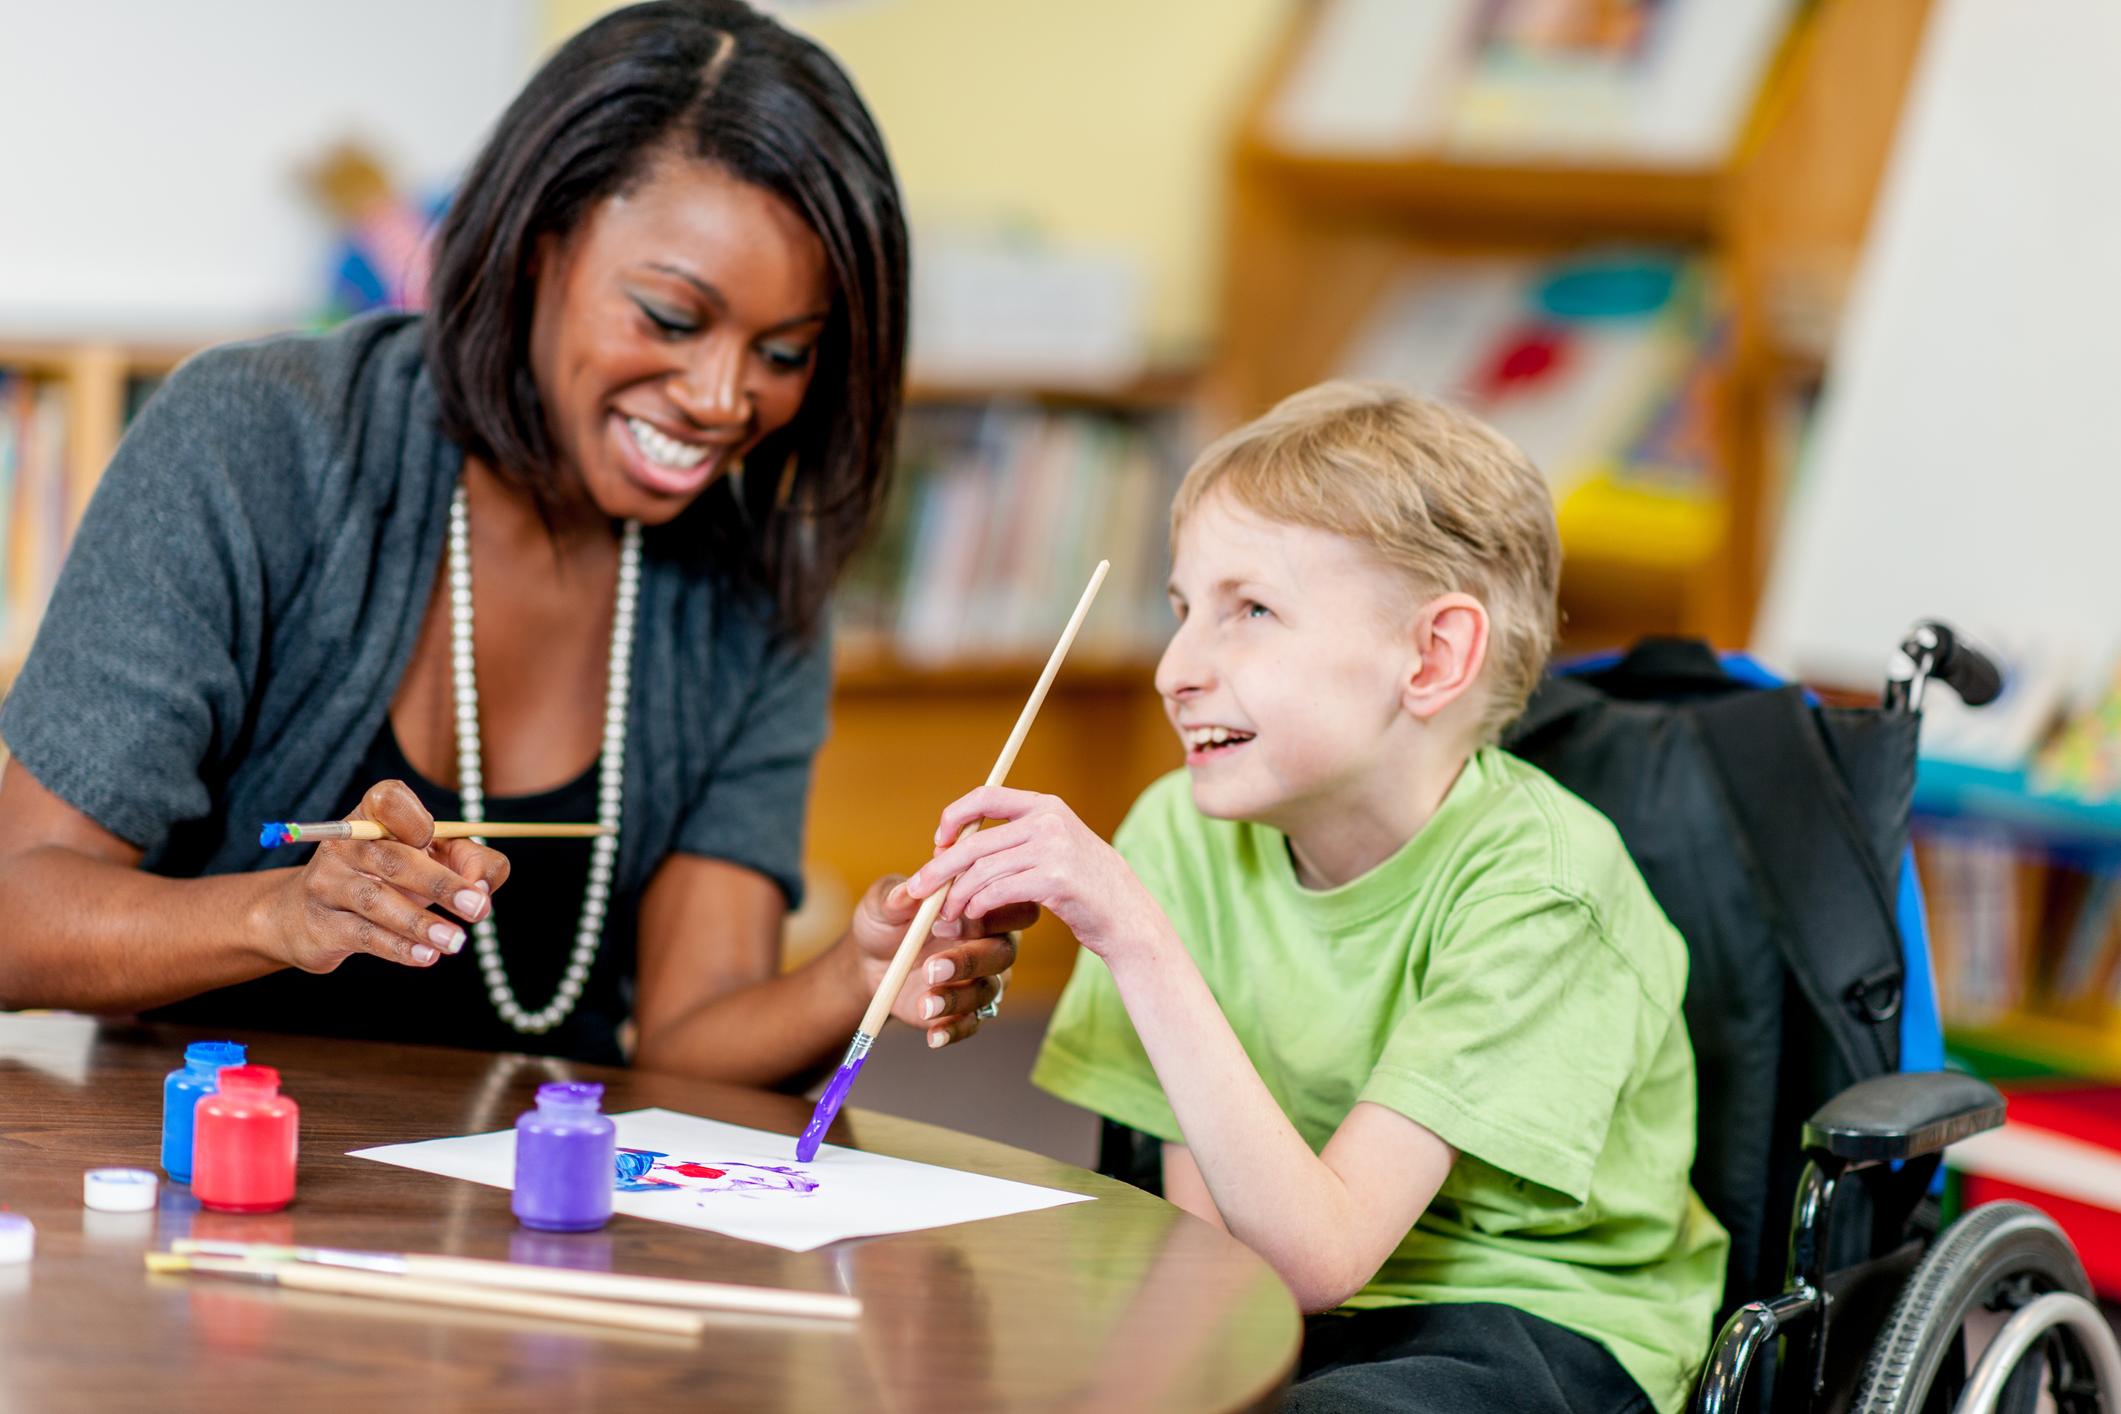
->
[[1852, 1200, 2099, 1414]]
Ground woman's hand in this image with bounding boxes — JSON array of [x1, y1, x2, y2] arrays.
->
[[903, 787, 1168, 963], [263, 780, 511, 974], [843, 873, 1036, 1048]]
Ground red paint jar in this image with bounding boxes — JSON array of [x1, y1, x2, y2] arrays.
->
[[192, 1065, 299, 1213]]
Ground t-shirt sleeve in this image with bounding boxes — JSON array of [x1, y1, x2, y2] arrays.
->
[[1360, 887, 1660, 1205], [671, 620, 833, 908], [0, 353, 296, 852], [1030, 792, 1185, 1143]]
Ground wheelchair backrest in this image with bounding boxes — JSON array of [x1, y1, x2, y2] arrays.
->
[[1505, 637, 1921, 1315]]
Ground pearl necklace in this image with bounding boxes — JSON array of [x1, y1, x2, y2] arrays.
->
[[449, 483, 641, 1035]]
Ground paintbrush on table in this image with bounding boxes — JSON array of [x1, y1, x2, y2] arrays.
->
[[169, 1238, 860, 1321], [260, 820, 613, 847], [794, 560, 1110, 1164], [147, 1250, 712, 1337]]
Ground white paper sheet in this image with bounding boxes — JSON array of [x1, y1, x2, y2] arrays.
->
[[349, 1107, 1093, 1252]]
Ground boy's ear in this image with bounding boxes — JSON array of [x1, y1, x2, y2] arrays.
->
[[1402, 592, 1489, 722]]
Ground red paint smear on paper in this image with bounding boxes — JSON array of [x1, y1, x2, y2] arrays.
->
[[664, 1162, 727, 1180]]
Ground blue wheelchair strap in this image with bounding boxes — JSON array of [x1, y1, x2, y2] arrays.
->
[[1897, 849, 1945, 1075], [1895, 849, 1950, 1195]]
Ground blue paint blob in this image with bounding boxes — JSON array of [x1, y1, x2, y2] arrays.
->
[[794, 1054, 866, 1163], [161, 1040, 247, 1183], [614, 1147, 666, 1191], [258, 822, 292, 848]]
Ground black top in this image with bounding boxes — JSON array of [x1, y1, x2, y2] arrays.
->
[[155, 718, 636, 1065]]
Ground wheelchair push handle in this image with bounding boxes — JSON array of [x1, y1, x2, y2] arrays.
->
[[1883, 620, 2003, 714]]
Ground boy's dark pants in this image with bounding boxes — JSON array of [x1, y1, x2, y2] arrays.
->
[[1288, 1302, 1656, 1414]]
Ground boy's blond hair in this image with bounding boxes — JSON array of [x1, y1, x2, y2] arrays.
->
[[1171, 380, 1560, 743]]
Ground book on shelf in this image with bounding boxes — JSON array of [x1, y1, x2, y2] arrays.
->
[[1337, 250, 1724, 567], [1268, 0, 1800, 166], [836, 402, 1183, 671], [1919, 827, 2036, 1029], [0, 371, 73, 675]]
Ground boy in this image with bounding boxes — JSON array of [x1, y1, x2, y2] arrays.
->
[[900, 382, 1728, 1413]]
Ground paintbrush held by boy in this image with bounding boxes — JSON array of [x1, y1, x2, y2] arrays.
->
[[900, 383, 1730, 1414]]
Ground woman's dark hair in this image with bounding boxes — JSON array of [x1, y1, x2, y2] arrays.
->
[[426, 0, 908, 639]]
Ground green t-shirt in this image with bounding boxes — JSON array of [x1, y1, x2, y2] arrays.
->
[[1032, 748, 1729, 1414]]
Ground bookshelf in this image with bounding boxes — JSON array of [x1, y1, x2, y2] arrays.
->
[[1213, 0, 1937, 650], [0, 336, 1187, 1001], [1915, 766, 2121, 1084]]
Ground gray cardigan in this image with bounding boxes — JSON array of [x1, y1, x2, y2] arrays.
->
[[1, 314, 829, 909]]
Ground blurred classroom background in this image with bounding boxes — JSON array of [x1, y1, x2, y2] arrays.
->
[[3, 0, 2119, 1172]]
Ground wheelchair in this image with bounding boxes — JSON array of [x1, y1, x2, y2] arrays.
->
[[1100, 621, 2121, 1412]]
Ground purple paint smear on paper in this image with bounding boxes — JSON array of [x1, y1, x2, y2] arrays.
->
[[794, 1054, 865, 1163], [614, 1148, 819, 1199]]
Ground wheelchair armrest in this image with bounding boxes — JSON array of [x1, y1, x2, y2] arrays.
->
[[1801, 1071, 2005, 1163]]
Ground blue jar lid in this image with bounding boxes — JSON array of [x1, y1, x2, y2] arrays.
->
[[185, 1040, 246, 1069], [536, 1081, 605, 1109]]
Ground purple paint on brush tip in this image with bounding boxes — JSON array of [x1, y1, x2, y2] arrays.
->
[[794, 1055, 866, 1163]]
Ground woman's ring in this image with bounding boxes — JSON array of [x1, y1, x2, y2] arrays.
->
[[976, 974, 1006, 1020]]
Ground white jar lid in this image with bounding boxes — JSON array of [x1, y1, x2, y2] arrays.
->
[[0, 1212, 34, 1263], [83, 1168, 159, 1213]]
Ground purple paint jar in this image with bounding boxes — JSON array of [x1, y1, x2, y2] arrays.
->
[[512, 1082, 616, 1233]]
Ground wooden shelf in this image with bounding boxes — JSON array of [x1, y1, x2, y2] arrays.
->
[[1950, 1011, 2121, 1083], [906, 367, 1199, 413], [0, 336, 210, 377], [834, 651, 1159, 696], [1915, 759, 2121, 854], [1235, 145, 1726, 243]]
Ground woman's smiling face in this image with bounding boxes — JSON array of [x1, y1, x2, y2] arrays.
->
[[527, 152, 831, 525]]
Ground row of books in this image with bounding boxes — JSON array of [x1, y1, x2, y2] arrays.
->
[[835, 403, 1188, 666], [1919, 826, 2121, 1029], [1919, 829, 2035, 1028], [0, 371, 74, 677]]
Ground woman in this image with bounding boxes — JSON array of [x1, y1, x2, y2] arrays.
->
[[0, 0, 1022, 1077]]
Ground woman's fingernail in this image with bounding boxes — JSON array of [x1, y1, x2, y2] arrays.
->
[[928, 1030, 948, 1049], [922, 995, 943, 1020], [927, 958, 953, 985], [476, 879, 491, 894], [412, 943, 439, 965], [454, 889, 484, 917], [933, 917, 961, 939], [429, 922, 464, 953]]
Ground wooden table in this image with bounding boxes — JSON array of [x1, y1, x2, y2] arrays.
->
[[0, 1019, 1298, 1411]]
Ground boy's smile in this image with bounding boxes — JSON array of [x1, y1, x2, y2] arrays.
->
[[1156, 492, 1423, 847]]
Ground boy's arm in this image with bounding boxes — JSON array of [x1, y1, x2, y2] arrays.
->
[[908, 786, 1456, 1313], [1108, 924, 1455, 1311], [1160, 1144, 1225, 1230]]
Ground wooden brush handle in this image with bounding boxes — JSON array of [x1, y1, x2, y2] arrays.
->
[[857, 561, 1110, 1038], [430, 822, 612, 840], [275, 1263, 710, 1336], [402, 1253, 860, 1320]]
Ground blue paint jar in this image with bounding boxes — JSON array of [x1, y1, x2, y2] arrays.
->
[[161, 1040, 246, 1182], [512, 1082, 616, 1233]]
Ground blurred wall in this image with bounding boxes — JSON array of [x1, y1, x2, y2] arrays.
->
[[543, 0, 1296, 361]]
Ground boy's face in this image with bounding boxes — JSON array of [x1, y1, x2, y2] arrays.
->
[[1156, 492, 1420, 828]]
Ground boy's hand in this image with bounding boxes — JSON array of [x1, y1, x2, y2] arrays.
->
[[904, 787, 1167, 960]]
